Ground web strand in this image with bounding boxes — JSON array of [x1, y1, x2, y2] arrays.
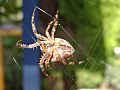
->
[[5, 0, 112, 89], [33, 5, 107, 85], [2, 35, 36, 90]]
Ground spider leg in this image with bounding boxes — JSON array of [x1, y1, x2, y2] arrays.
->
[[62, 60, 84, 65], [45, 52, 52, 69], [16, 40, 39, 49], [39, 58, 48, 77], [45, 11, 58, 40], [39, 52, 55, 79], [45, 21, 54, 39], [51, 10, 58, 39], [32, 6, 48, 41]]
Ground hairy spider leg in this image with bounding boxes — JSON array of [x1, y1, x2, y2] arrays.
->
[[32, 6, 48, 41], [45, 10, 59, 40], [62, 60, 84, 65], [45, 21, 54, 39], [44, 52, 52, 69], [51, 10, 59, 39], [39, 52, 55, 79], [16, 40, 39, 49]]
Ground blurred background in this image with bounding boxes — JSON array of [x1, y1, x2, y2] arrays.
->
[[0, 0, 120, 90]]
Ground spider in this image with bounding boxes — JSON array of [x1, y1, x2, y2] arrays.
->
[[16, 6, 83, 78]]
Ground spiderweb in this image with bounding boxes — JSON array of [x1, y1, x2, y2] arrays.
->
[[0, 0, 119, 90]]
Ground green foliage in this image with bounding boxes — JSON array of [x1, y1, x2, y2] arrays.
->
[[58, 0, 106, 88], [101, 0, 120, 63], [0, 0, 8, 3], [3, 36, 22, 90], [58, 0, 120, 89], [59, 0, 101, 27], [0, 0, 22, 25], [105, 64, 120, 90], [58, 0, 105, 60], [75, 69, 103, 88], [0, 0, 22, 89]]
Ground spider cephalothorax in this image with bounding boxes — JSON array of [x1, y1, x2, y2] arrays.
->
[[16, 6, 83, 78]]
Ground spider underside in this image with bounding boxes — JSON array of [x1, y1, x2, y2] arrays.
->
[[16, 6, 83, 78]]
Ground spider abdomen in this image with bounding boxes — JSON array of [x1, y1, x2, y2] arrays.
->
[[51, 38, 75, 62]]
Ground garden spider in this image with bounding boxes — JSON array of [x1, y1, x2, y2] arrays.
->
[[16, 6, 83, 78]]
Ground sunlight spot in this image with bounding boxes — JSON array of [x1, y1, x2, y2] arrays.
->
[[114, 47, 120, 55]]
